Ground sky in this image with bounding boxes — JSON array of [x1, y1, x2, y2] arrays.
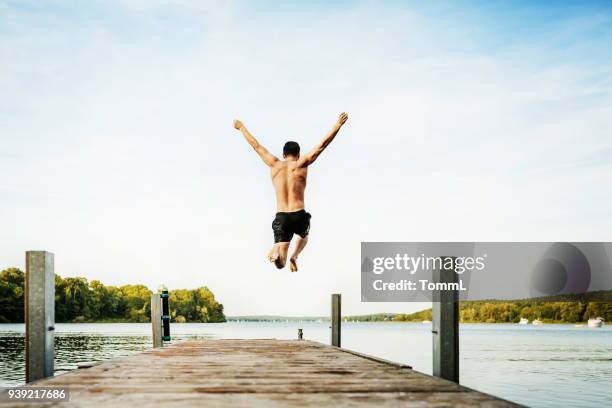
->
[[1, 0, 612, 316]]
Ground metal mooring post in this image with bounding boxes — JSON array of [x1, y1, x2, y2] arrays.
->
[[432, 256, 459, 383], [161, 289, 171, 342], [25, 251, 55, 382], [331, 293, 341, 347]]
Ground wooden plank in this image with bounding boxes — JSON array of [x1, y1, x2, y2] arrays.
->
[[8, 339, 521, 407], [1, 392, 519, 408]]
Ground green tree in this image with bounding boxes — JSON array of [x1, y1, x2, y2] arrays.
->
[[1, 268, 226, 323], [0, 268, 24, 322], [119, 285, 152, 322]]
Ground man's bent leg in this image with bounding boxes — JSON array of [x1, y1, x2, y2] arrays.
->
[[271, 213, 292, 269], [268, 245, 279, 263], [289, 235, 308, 272], [274, 242, 290, 269]]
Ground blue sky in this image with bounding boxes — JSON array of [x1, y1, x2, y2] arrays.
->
[[1, 0, 611, 315]]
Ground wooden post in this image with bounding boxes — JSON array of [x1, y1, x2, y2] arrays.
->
[[25, 251, 54, 383], [331, 293, 341, 347], [151, 293, 162, 348], [432, 257, 459, 383]]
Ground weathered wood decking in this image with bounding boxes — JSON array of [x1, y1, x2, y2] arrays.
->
[[9, 339, 520, 407]]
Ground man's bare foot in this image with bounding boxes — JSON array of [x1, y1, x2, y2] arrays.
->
[[268, 246, 279, 263], [289, 257, 298, 272]]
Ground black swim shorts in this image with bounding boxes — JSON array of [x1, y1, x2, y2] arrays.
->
[[272, 210, 311, 243]]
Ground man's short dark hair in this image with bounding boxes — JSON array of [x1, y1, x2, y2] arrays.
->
[[283, 141, 300, 157]]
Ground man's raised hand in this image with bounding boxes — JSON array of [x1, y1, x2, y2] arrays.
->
[[337, 112, 348, 126], [235, 120, 278, 166]]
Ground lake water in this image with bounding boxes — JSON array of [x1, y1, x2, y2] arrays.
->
[[1, 322, 611, 407]]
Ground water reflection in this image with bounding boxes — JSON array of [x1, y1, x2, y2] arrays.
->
[[0, 333, 148, 385]]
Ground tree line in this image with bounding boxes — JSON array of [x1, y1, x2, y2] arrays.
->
[[394, 299, 611, 323], [0, 268, 226, 323]]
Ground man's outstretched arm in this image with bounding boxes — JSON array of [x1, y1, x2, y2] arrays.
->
[[233, 120, 279, 167], [298, 112, 348, 168]]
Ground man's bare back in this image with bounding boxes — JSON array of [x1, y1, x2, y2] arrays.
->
[[234, 112, 348, 272], [271, 160, 307, 212]]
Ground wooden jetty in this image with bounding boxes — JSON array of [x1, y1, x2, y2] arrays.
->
[[17, 251, 520, 406], [9, 339, 520, 407]]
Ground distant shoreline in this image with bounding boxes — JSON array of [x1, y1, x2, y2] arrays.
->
[[0, 321, 606, 326]]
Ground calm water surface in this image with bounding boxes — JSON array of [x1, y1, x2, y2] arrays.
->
[[1, 322, 611, 408]]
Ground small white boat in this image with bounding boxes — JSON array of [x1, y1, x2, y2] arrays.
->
[[422, 320, 431, 324], [532, 319, 543, 325], [588, 317, 604, 328], [519, 318, 529, 325]]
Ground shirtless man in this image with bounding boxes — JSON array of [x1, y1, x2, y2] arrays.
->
[[233, 112, 348, 272]]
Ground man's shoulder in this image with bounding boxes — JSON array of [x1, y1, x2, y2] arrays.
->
[[284, 160, 306, 170], [272, 160, 287, 169]]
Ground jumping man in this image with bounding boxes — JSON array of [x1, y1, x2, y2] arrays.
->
[[233, 112, 349, 272]]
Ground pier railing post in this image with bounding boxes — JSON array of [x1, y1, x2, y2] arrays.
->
[[25, 251, 55, 383], [151, 293, 162, 348], [331, 293, 341, 347], [161, 289, 171, 342], [432, 256, 459, 383]]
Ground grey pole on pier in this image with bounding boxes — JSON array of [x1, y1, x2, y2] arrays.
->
[[331, 293, 341, 347], [432, 257, 459, 383], [25, 251, 55, 383], [151, 293, 162, 348]]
